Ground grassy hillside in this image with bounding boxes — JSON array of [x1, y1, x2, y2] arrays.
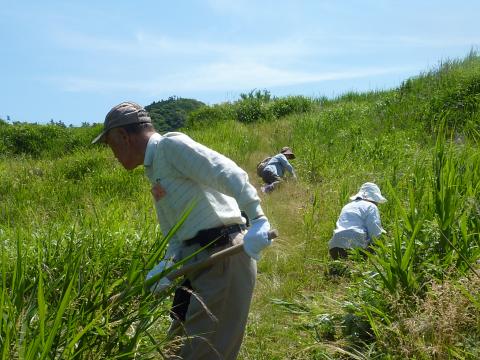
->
[[1, 53, 479, 359]]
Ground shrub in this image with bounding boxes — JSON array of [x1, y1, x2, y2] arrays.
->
[[1, 124, 56, 156], [235, 98, 272, 123], [0, 123, 103, 158], [270, 96, 314, 118], [234, 89, 273, 123], [186, 93, 315, 127], [185, 103, 234, 129]]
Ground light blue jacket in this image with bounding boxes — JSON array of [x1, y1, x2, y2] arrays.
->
[[264, 154, 295, 177], [328, 199, 384, 250]]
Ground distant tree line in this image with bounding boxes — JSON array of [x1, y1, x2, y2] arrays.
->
[[146, 96, 205, 132]]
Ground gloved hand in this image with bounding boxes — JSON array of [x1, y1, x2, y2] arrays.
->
[[243, 216, 272, 260], [146, 259, 175, 293]]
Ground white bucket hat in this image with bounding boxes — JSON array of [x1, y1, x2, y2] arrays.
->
[[350, 182, 387, 203]]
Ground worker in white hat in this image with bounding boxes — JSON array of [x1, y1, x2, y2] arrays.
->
[[328, 182, 387, 259]]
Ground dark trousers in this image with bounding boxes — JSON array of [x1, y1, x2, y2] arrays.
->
[[329, 247, 349, 259], [261, 169, 282, 193], [329, 246, 374, 260]]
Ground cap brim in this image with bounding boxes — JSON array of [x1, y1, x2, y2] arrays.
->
[[91, 130, 107, 144]]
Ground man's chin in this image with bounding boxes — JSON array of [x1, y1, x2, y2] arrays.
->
[[121, 162, 139, 171]]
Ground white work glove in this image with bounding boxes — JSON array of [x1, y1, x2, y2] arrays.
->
[[243, 216, 272, 260], [146, 259, 175, 293]]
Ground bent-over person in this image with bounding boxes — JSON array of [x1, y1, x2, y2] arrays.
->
[[260, 146, 297, 193], [93, 101, 272, 360], [329, 182, 386, 259]]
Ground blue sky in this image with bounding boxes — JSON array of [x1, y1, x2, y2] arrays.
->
[[1, 0, 479, 126]]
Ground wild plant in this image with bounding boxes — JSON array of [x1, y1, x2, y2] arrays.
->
[[1, 220, 179, 359]]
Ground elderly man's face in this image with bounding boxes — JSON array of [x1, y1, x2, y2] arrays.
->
[[105, 128, 139, 170]]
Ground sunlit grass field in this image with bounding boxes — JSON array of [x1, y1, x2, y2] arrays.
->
[[1, 53, 479, 359]]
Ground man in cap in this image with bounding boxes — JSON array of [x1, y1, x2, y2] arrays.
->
[[260, 146, 297, 193], [328, 182, 387, 259], [93, 101, 272, 359]]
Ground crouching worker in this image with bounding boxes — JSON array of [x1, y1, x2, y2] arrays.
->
[[93, 101, 272, 360], [259, 146, 297, 194], [328, 182, 387, 259]]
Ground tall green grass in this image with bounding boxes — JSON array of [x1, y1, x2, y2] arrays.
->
[[0, 149, 181, 358], [1, 52, 480, 359]]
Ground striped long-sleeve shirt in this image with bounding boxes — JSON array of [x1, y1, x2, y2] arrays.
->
[[144, 132, 264, 256]]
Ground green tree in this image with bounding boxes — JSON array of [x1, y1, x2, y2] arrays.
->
[[145, 96, 205, 132]]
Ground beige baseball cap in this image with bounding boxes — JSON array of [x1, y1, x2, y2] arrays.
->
[[280, 146, 295, 159], [92, 101, 152, 144]]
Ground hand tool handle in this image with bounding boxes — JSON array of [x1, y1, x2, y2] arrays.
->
[[167, 229, 278, 281]]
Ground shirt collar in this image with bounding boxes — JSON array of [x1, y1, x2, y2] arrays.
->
[[144, 132, 163, 166]]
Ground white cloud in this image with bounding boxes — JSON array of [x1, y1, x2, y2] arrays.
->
[[52, 28, 313, 64], [50, 26, 480, 70], [50, 61, 411, 96], [165, 62, 412, 91], [46, 28, 461, 98]]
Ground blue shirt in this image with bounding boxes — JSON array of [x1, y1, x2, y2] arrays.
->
[[264, 154, 295, 177], [328, 199, 384, 250]]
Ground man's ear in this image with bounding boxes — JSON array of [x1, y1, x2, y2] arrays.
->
[[119, 128, 131, 144], [111, 127, 130, 144], [106, 128, 128, 147]]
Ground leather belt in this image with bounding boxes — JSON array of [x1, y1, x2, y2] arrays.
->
[[184, 224, 246, 248]]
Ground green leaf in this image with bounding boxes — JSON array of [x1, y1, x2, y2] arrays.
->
[[40, 275, 75, 359]]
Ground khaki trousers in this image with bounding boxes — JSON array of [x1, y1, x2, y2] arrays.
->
[[168, 231, 256, 360]]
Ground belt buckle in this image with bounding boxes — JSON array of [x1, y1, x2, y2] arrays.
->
[[220, 226, 230, 237], [219, 225, 237, 244]]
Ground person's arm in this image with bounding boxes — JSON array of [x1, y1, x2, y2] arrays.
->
[[165, 136, 272, 259], [277, 154, 296, 178], [365, 205, 385, 241], [164, 135, 264, 220]]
